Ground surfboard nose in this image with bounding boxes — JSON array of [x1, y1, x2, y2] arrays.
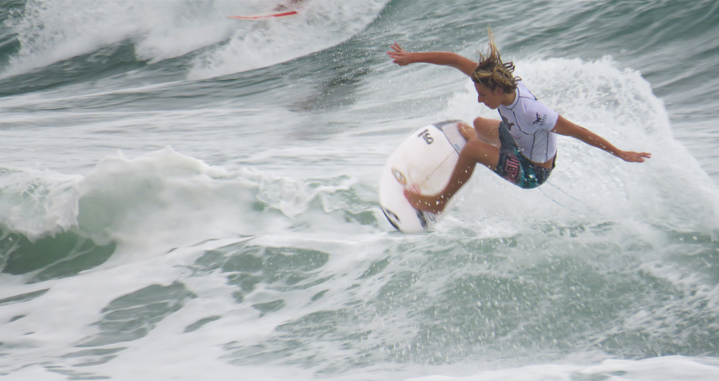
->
[[379, 121, 468, 233]]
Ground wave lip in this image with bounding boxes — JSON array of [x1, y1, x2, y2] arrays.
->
[[0, 0, 390, 83]]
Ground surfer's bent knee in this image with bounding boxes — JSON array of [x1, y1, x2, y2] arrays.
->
[[472, 117, 501, 146]]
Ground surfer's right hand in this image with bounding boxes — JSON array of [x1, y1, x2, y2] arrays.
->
[[458, 123, 479, 141], [387, 43, 413, 66], [619, 150, 652, 163]]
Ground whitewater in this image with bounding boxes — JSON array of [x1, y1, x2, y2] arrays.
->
[[1, 0, 719, 380]]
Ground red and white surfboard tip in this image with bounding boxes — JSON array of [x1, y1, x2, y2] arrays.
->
[[227, 10, 299, 20]]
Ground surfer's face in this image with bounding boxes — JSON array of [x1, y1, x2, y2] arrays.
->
[[474, 83, 502, 109]]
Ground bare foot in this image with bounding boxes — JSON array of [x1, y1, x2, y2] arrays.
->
[[404, 189, 447, 214]]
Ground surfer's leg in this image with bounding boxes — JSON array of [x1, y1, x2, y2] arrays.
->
[[473, 117, 501, 147], [462, 138, 501, 171], [405, 139, 500, 214]]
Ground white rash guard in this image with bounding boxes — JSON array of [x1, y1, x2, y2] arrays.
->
[[497, 81, 559, 163]]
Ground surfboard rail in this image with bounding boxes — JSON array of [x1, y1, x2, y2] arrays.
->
[[227, 10, 299, 20]]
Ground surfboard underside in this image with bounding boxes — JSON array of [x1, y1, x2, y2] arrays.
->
[[378, 121, 467, 233]]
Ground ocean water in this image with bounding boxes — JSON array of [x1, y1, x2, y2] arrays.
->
[[1, 0, 719, 380]]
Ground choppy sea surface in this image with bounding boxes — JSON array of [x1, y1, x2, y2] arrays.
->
[[1, 0, 719, 380]]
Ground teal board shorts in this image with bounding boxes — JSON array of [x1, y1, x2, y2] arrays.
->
[[493, 122, 554, 189]]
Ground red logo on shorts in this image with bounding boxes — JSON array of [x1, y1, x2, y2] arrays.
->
[[504, 157, 520, 182]]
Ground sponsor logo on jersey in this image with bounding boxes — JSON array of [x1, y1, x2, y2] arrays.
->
[[532, 113, 546, 126], [501, 115, 515, 130]]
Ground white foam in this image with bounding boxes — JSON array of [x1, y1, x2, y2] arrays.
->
[[439, 57, 719, 234], [187, 0, 389, 79], [402, 357, 719, 381], [0, 167, 81, 239], [3, 0, 253, 76], [2, 27, 719, 381], [3, 0, 389, 80]]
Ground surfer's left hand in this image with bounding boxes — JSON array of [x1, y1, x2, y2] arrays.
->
[[387, 43, 414, 66]]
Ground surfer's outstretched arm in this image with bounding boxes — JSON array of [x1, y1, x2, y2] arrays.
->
[[552, 116, 651, 163], [387, 43, 477, 77]]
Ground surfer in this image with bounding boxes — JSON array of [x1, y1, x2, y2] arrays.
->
[[387, 28, 651, 214], [274, 0, 305, 11]]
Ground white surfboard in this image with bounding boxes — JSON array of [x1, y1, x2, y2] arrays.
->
[[379, 120, 468, 233], [227, 10, 298, 20]]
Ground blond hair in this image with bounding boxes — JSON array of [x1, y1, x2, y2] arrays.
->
[[472, 27, 519, 93]]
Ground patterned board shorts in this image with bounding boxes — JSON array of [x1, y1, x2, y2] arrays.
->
[[493, 122, 553, 189]]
